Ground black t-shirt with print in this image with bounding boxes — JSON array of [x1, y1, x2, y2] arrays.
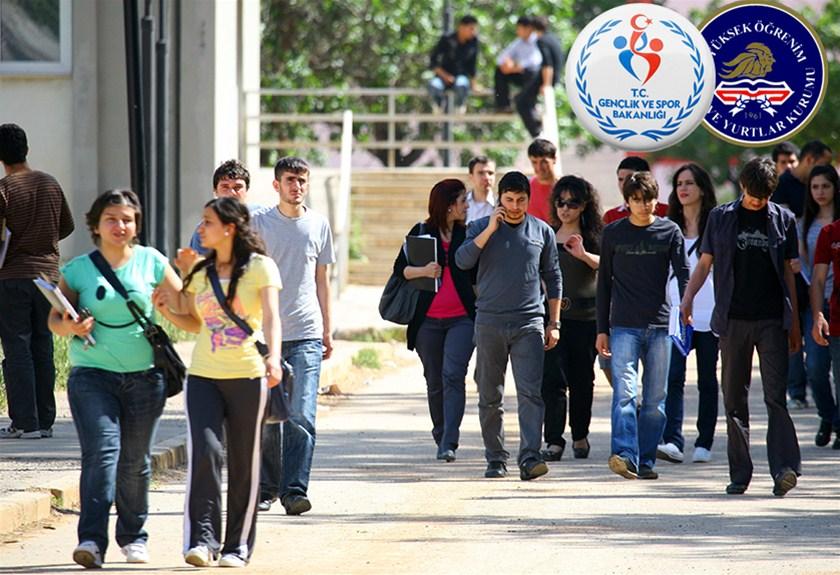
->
[[729, 205, 784, 320]]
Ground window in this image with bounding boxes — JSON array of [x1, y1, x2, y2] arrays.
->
[[0, 0, 71, 75]]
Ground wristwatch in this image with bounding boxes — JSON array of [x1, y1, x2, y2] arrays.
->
[[548, 321, 561, 329]]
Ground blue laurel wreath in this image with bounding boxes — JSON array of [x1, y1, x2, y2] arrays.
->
[[575, 18, 706, 142]]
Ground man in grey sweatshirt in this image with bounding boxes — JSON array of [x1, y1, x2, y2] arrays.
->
[[456, 171, 562, 480]]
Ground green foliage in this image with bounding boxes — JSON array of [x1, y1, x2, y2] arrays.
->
[[352, 347, 382, 369], [259, 0, 627, 166]]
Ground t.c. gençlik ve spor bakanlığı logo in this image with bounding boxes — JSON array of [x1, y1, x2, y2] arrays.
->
[[565, 4, 716, 152]]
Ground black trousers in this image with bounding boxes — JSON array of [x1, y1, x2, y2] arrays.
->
[[719, 319, 801, 485], [0, 279, 56, 432], [184, 375, 266, 560], [541, 319, 597, 446], [494, 67, 542, 137]]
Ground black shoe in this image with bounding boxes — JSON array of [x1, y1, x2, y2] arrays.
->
[[437, 448, 456, 462], [608, 454, 638, 479], [572, 438, 591, 459], [540, 443, 565, 462], [773, 469, 797, 497], [726, 482, 748, 495], [519, 459, 549, 481], [638, 466, 658, 480], [484, 461, 507, 478], [283, 494, 312, 515], [815, 420, 832, 447]]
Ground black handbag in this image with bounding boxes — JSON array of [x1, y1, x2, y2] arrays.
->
[[378, 223, 424, 325], [89, 251, 185, 397], [206, 263, 294, 424]]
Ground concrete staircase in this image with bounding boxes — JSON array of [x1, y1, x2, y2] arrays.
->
[[348, 170, 469, 286]]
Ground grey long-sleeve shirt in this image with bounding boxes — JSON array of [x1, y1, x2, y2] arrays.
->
[[455, 215, 561, 325]]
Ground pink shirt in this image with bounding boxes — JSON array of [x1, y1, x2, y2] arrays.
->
[[426, 241, 468, 319]]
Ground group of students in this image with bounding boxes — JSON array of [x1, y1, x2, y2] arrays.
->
[[428, 13, 563, 137], [399, 137, 840, 496], [0, 123, 334, 569]]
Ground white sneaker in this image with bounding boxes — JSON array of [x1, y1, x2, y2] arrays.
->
[[219, 553, 248, 568], [184, 545, 214, 567], [122, 542, 149, 563], [0, 426, 40, 439], [656, 442, 685, 463], [73, 541, 103, 569], [692, 447, 712, 463]]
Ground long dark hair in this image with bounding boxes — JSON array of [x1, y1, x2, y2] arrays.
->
[[802, 164, 840, 259], [183, 197, 266, 305], [425, 178, 466, 232], [550, 175, 603, 253], [667, 163, 717, 238]]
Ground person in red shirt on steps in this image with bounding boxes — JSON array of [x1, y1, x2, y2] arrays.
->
[[603, 156, 668, 224], [527, 138, 558, 223]]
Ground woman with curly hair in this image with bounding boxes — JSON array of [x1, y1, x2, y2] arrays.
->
[[541, 175, 602, 461], [156, 197, 282, 568]]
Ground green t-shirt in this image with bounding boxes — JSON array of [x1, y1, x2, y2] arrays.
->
[[61, 246, 169, 372]]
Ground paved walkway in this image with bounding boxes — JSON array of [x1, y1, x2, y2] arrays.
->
[[1, 346, 839, 574]]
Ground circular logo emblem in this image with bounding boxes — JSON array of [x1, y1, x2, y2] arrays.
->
[[700, 1, 827, 146], [565, 4, 716, 152]]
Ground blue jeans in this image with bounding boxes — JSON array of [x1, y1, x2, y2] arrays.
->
[[610, 327, 671, 470], [414, 316, 475, 451], [806, 305, 839, 428], [260, 339, 322, 500], [428, 75, 471, 108], [662, 330, 720, 451], [67, 366, 166, 555], [787, 309, 808, 401]]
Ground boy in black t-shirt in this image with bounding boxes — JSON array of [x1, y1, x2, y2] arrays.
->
[[682, 157, 802, 497]]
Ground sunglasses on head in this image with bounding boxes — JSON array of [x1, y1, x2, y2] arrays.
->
[[556, 199, 582, 209]]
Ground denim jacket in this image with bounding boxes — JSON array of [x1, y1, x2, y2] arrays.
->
[[700, 199, 798, 336]]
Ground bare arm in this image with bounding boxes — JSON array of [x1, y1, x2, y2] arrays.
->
[[261, 285, 283, 386], [315, 264, 333, 360], [785, 259, 802, 353], [48, 277, 94, 338], [811, 262, 830, 346]]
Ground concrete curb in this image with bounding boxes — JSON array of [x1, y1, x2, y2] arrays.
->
[[0, 345, 359, 536]]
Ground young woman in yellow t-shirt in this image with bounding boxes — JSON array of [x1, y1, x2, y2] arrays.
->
[[155, 197, 282, 568]]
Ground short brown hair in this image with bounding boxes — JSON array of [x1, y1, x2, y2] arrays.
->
[[738, 157, 778, 199], [621, 171, 658, 203], [85, 189, 143, 246]]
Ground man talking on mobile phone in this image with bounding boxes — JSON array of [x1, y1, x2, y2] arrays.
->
[[456, 171, 562, 481]]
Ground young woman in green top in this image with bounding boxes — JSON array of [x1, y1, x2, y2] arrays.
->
[[49, 189, 182, 569]]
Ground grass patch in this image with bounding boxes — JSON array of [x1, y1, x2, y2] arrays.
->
[[351, 348, 381, 369], [341, 326, 406, 343]]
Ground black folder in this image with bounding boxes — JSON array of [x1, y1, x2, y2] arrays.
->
[[405, 234, 439, 292]]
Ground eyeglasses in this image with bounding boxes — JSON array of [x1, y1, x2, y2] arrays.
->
[[556, 199, 582, 209]]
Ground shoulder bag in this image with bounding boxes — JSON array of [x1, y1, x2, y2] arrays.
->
[[205, 263, 294, 424], [378, 223, 424, 324], [89, 251, 185, 397]]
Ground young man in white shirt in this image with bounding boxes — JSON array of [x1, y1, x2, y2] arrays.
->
[[466, 156, 495, 224]]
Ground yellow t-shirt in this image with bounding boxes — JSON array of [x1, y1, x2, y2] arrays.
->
[[186, 254, 282, 379]]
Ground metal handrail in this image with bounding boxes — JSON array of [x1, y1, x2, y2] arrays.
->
[[243, 86, 537, 167]]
